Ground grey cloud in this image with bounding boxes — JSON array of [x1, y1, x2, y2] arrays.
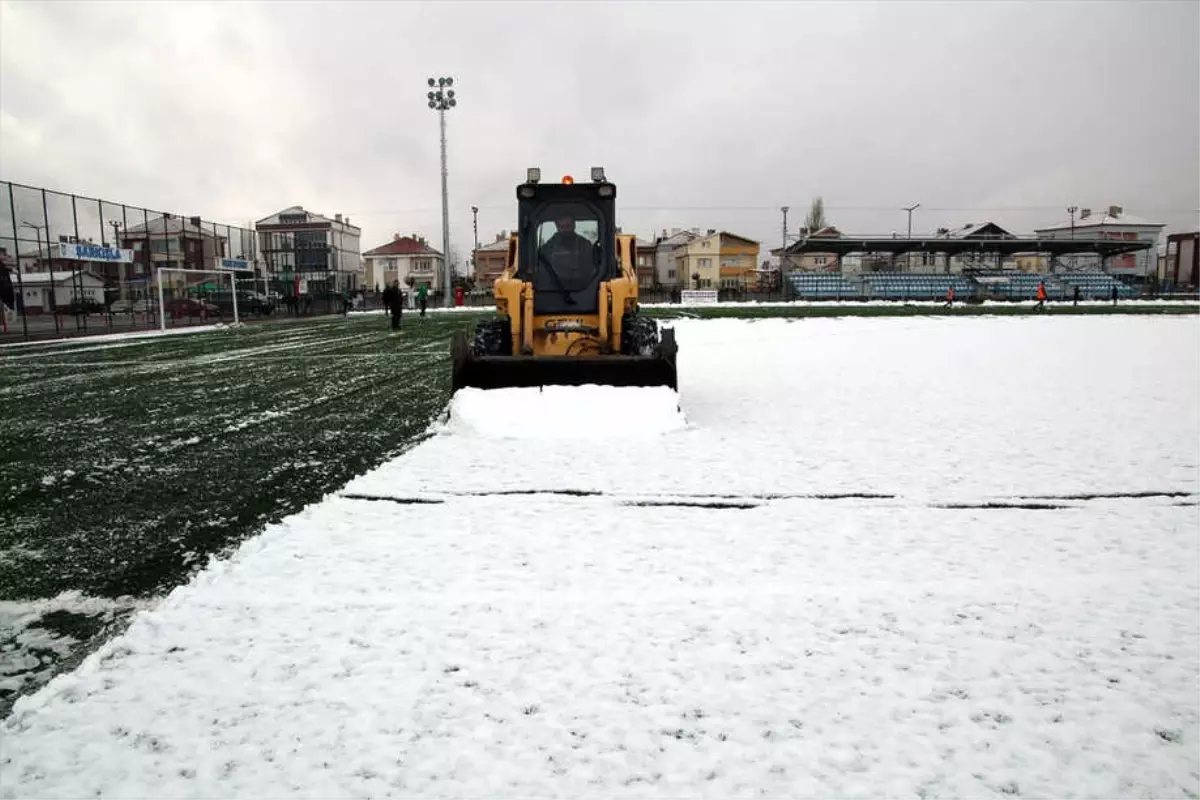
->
[[1, 0, 1195, 264]]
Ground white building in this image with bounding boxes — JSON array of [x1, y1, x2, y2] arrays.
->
[[1034, 206, 1165, 277], [363, 234, 445, 294], [8, 270, 106, 313], [256, 206, 362, 290], [653, 229, 699, 288]]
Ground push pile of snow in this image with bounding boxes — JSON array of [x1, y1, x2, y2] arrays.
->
[[442, 385, 687, 440], [2, 315, 1198, 799]]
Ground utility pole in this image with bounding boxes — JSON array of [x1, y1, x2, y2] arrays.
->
[[109, 220, 127, 303], [780, 206, 789, 297], [903, 202, 920, 272], [471, 205, 479, 283], [1066, 206, 1078, 274], [427, 76, 457, 306]]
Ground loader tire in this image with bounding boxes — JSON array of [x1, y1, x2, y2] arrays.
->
[[473, 317, 512, 357], [658, 325, 677, 358], [621, 313, 659, 356]]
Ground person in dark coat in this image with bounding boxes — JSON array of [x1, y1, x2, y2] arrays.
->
[[381, 280, 403, 330], [1111, 284, 1119, 306], [0, 264, 14, 313]]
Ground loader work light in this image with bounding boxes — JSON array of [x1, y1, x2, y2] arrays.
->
[[526, 167, 541, 183], [591, 166, 605, 182]]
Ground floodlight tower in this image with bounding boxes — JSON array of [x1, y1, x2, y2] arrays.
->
[[427, 76, 457, 305]]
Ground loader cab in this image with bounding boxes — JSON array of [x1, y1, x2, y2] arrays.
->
[[515, 172, 618, 316]]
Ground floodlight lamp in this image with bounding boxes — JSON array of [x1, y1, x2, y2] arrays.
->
[[428, 78, 435, 86], [449, 98, 456, 107], [429, 100, 436, 108], [447, 90, 455, 99], [445, 77, 453, 86]]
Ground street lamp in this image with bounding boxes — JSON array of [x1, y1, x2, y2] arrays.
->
[[903, 202, 920, 272], [471, 205, 479, 283], [109, 220, 129, 304], [20, 221, 47, 270], [427, 76, 457, 306], [780, 206, 789, 296]]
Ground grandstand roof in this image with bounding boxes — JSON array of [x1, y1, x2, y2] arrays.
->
[[784, 236, 1153, 258]]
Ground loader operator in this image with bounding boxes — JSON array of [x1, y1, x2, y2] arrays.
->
[[537, 215, 597, 300]]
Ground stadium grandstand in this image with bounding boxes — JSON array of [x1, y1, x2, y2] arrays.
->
[[785, 270, 1141, 302]]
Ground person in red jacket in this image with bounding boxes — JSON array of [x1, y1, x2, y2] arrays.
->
[[1036, 281, 1047, 310]]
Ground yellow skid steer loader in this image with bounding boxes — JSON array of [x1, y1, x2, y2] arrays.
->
[[450, 167, 677, 392]]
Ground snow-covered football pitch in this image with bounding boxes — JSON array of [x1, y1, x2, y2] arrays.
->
[[2, 313, 1198, 799]]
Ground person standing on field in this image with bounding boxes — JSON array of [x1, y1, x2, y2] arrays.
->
[[417, 283, 428, 320], [382, 280, 403, 331]]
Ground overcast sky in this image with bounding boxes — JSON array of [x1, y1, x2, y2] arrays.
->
[[2, 0, 1197, 267]]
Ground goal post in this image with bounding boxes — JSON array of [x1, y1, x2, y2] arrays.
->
[[155, 267, 240, 330]]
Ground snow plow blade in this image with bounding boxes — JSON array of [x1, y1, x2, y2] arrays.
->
[[452, 353, 678, 393]]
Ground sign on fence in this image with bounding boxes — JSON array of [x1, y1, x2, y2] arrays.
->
[[217, 258, 250, 271], [680, 289, 719, 304], [56, 242, 133, 263]]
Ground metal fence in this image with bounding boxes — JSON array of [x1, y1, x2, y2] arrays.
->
[[0, 180, 269, 341]]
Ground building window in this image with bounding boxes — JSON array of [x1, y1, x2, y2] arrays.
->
[[699, 258, 711, 268], [295, 230, 326, 250], [667, 269, 676, 279]]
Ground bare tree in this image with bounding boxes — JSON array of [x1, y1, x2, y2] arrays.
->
[[804, 197, 828, 235]]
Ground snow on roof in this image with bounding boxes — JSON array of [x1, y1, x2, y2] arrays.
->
[[10, 270, 107, 285], [1036, 210, 1165, 232], [656, 230, 699, 248], [940, 222, 1017, 239], [475, 237, 511, 253]]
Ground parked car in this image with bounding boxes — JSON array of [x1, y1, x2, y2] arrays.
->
[[165, 297, 220, 318], [208, 290, 275, 317], [109, 299, 154, 314], [63, 298, 106, 315]]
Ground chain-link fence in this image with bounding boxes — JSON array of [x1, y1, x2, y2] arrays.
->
[[0, 181, 274, 341]]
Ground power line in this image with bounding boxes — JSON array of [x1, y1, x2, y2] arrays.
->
[[316, 204, 1200, 217]]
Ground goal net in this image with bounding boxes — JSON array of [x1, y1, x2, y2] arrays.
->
[[154, 267, 248, 330]]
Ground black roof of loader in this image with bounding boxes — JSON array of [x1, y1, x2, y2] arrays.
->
[[515, 180, 619, 315]]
